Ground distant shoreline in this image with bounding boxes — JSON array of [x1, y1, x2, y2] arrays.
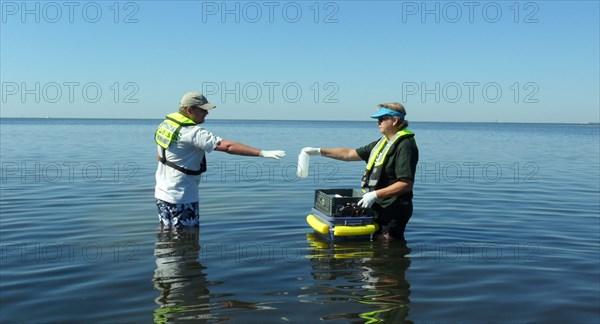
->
[[1, 117, 599, 125]]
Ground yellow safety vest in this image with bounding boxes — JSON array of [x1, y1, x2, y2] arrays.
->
[[155, 113, 197, 148], [360, 129, 415, 191], [155, 113, 206, 175]]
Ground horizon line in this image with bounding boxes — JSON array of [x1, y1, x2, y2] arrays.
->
[[1, 116, 599, 125]]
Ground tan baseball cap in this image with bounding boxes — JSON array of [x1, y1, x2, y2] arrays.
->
[[180, 91, 216, 110]]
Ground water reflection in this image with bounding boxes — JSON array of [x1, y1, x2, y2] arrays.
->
[[152, 227, 210, 322], [305, 233, 412, 323], [152, 226, 287, 322]]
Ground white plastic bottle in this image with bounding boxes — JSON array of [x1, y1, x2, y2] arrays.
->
[[297, 152, 310, 178]]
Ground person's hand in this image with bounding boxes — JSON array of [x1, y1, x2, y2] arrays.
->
[[357, 191, 378, 208], [259, 150, 286, 160], [301, 147, 321, 156]]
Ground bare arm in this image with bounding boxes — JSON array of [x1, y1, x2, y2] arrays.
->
[[320, 148, 363, 161], [214, 139, 261, 156]]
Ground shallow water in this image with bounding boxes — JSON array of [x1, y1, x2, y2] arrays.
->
[[1, 118, 599, 323]]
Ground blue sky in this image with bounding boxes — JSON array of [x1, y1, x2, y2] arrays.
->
[[1, 0, 599, 123]]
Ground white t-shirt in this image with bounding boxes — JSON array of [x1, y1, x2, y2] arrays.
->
[[154, 125, 222, 204]]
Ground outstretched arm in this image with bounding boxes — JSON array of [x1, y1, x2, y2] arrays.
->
[[302, 147, 362, 161], [216, 140, 285, 159], [321, 148, 363, 161]]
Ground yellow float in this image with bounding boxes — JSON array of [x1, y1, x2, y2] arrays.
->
[[306, 209, 379, 241], [306, 214, 378, 237]]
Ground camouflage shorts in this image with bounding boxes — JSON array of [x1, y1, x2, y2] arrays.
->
[[155, 199, 199, 228]]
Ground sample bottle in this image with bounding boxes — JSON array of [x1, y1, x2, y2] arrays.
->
[[297, 152, 309, 178]]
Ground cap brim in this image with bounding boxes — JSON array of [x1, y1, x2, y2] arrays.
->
[[370, 107, 405, 119], [199, 103, 216, 110], [369, 110, 388, 118]]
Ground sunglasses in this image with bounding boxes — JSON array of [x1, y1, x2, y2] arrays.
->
[[377, 115, 395, 123]]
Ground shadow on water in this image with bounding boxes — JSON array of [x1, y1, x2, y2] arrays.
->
[[305, 233, 413, 323]]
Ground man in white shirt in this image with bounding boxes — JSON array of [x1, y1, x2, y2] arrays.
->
[[154, 91, 285, 228]]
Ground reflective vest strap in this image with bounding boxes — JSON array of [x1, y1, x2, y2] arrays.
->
[[160, 147, 205, 175], [366, 129, 414, 171], [365, 137, 387, 171], [361, 129, 415, 190]]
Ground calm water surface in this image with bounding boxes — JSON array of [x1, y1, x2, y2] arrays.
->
[[1, 119, 599, 323]]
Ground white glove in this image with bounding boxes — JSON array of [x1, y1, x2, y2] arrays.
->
[[357, 191, 378, 208], [301, 147, 321, 156], [259, 150, 286, 160]]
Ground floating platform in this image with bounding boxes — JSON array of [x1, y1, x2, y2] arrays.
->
[[306, 189, 379, 241]]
